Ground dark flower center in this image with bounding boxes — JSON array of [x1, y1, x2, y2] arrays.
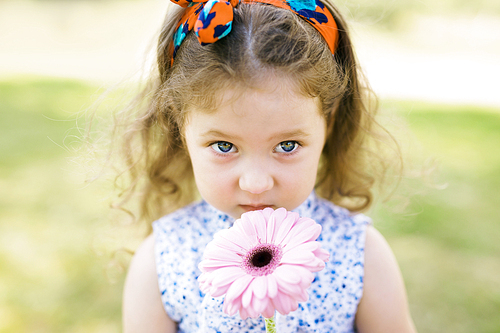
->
[[242, 243, 283, 276], [251, 249, 273, 268]]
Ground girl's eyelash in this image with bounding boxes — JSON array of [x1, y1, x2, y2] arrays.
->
[[209, 141, 237, 155], [209, 140, 301, 155], [274, 141, 301, 154]]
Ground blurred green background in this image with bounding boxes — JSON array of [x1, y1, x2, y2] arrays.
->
[[0, 0, 499, 332]]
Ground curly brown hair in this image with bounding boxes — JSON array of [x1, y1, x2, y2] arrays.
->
[[111, 0, 401, 227]]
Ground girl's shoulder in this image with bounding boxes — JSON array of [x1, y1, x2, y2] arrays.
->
[[355, 225, 418, 332], [122, 234, 177, 332]]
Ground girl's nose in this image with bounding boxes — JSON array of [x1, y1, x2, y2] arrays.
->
[[239, 168, 274, 194]]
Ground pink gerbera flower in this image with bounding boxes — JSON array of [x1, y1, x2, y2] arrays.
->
[[198, 207, 329, 320]]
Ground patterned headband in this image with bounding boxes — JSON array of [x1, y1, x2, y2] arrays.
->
[[169, 0, 339, 64]]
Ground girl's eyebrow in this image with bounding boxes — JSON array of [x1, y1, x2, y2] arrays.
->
[[200, 129, 310, 141], [271, 130, 310, 141], [200, 130, 241, 141]]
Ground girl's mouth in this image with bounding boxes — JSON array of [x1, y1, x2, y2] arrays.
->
[[239, 204, 274, 212]]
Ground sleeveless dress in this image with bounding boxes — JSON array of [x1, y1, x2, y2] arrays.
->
[[153, 192, 371, 333]]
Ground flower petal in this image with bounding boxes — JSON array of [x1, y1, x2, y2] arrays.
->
[[205, 237, 247, 256], [211, 266, 246, 288], [267, 208, 287, 243], [313, 248, 330, 262], [277, 281, 303, 297], [237, 215, 259, 245], [225, 274, 253, 304], [272, 293, 296, 315], [245, 300, 260, 318], [199, 281, 210, 293], [289, 297, 299, 313], [297, 289, 309, 302], [249, 211, 268, 243], [252, 276, 268, 299], [283, 225, 322, 252], [204, 245, 244, 263], [273, 265, 301, 284], [230, 223, 258, 249], [266, 213, 277, 244], [241, 282, 253, 308], [223, 294, 242, 316], [210, 284, 231, 297], [281, 219, 319, 247], [198, 271, 208, 284], [274, 265, 314, 293], [274, 212, 300, 245], [266, 274, 278, 299], [271, 294, 286, 315], [239, 307, 250, 320], [283, 240, 319, 255], [251, 293, 268, 314], [262, 301, 275, 318], [306, 259, 326, 272], [262, 207, 274, 220], [198, 258, 239, 272], [214, 227, 253, 251], [281, 248, 316, 266]]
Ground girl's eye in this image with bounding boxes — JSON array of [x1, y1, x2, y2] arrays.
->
[[211, 141, 236, 154], [275, 141, 299, 153]]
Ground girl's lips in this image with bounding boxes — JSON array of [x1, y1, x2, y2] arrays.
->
[[240, 204, 274, 212]]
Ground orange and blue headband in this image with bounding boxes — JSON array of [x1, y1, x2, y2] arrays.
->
[[169, 0, 339, 64]]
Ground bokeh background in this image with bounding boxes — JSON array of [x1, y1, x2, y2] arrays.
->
[[1, 0, 499, 332]]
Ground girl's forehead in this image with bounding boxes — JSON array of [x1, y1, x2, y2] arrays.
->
[[184, 81, 325, 141], [188, 74, 320, 116], [187, 88, 321, 121]]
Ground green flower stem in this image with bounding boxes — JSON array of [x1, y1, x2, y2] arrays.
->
[[265, 315, 276, 333]]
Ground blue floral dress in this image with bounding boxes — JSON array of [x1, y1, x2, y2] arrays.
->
[[153, 192, 370, 332]]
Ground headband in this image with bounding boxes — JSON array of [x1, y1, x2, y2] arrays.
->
[[169, 0, 338, 64]]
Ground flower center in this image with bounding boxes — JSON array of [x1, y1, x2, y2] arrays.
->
[[251, 249, 273, 267], [242, 244, 282, 276]]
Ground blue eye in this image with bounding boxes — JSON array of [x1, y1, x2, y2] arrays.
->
[[275, 141, 299, 153], [211, 141, 236, 154]]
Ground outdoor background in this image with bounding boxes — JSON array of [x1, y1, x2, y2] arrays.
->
[[1, 0, 499, 332]]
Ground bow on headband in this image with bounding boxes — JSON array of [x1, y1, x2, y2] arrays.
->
[[170, 0, 338, 63]]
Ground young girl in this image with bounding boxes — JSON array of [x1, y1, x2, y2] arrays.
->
[[119, 0, 417, 331]]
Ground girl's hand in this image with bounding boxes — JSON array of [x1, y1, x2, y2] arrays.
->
[[355, 226, 418, 333], [122, 235, 177, 333]]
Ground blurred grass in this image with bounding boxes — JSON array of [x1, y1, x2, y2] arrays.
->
[[0, 77, 499, 332], [0, 77, 124, 333], [373, 100, 500, 332]]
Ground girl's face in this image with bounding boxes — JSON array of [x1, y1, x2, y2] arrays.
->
[[184, 78, 327, 219]]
